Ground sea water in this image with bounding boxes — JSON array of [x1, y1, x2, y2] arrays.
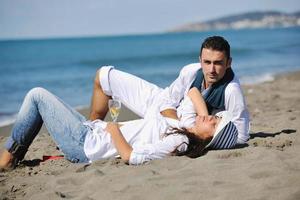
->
[[0, 27, 299, 126]]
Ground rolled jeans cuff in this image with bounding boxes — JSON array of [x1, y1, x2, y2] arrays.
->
[[5, 136, 28, 160]]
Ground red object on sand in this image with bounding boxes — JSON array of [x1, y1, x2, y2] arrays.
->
[[42, 155, 64, 162]]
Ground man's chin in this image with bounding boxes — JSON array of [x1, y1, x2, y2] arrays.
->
[[207, 78, 218, 85]]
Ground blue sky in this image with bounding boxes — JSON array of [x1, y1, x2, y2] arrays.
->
[[0, 0, 299, 39]]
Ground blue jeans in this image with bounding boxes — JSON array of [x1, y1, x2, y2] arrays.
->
[[4, 87, 90, 163]]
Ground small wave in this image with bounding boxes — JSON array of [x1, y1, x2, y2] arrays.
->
[[240, 73, 275, 85], [0, 105, 89, 128], [79, 51, 197, 67], [74, 105, 89, 111], [0, 113, 17, 127]]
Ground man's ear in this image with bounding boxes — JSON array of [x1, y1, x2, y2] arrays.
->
[[199, 56, 202, 63], [227, 57, 232, 68]]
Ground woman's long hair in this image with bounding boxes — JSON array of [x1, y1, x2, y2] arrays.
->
[[165, 128, 212, 158]]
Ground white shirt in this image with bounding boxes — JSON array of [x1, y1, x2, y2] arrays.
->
[[177, 95, 197, 128], [159, 63, 250, 144], [83, 115, 188, 165]]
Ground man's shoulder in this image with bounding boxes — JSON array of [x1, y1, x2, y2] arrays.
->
[[225, 74, 243, 94], [180, 63, 201, 75], [226, 75, 241, 90]]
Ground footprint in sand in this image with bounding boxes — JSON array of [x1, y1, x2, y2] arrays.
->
[[55, 191, 73, 198], [217, 151, 244, 159], [249, 171, 273, 179], [250, 139, 292, 151]]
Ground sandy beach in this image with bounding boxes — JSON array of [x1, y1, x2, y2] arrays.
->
[[0, 71, 299, 200]]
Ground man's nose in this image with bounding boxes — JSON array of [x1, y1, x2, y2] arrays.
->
[[209, 64, 216, 72]]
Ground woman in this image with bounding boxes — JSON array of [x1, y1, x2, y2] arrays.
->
[[0, 87, 238, 169]]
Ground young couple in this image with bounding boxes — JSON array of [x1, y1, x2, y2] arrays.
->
[[0, 36, 250, 169]]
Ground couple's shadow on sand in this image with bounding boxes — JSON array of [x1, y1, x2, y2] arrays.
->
[[235, 128, 297, 149], [20, 129, 297, 167], [250, 129, 296, 139]]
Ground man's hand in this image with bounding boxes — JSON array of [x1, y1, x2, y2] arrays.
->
[[160, 109, 179, 120]]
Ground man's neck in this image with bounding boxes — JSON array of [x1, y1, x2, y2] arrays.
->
[[203, 80, 211, 90]]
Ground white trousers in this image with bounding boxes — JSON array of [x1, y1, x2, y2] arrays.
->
[[99, 66, 164, 118]]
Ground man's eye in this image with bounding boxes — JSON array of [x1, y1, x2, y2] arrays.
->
[[214, 61, 223, 65]]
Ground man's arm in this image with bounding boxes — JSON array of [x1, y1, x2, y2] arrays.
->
[[225, 82, 250, 143], [105, 122, 132, 162]]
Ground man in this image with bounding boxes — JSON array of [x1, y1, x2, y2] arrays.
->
[[89, 36, 250, 145]]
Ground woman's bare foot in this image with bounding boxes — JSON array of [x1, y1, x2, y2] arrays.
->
[[0, 149, 16, 170]]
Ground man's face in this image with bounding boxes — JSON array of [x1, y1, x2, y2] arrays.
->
[[200, 48, 232, 88]]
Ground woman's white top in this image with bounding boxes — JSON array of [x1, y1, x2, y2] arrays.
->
[[83, 114, 189, 165]]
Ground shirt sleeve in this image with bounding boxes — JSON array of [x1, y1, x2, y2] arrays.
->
[[159, 64, 199, 112], [177, 96, 197, 128], [128, 134, 188, 165], [224, 79, 250, 144]]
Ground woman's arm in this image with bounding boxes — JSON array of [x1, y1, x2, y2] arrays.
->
[[187, 87, 209, 116], [105, 122, 132, 163]]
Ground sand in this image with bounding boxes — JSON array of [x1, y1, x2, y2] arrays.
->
[[0, 71, 300, 200]]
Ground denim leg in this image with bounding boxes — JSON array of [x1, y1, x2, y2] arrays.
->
[[5, 87, 89, 163]]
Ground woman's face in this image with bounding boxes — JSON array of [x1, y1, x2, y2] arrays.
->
[[193, 115, 221, 140]]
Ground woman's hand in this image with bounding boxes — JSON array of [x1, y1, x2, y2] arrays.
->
[[105, 122, 120, 133], [160, 109, 179, 120]]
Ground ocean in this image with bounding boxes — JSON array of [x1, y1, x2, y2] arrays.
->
[[0, 27, 299, 126]]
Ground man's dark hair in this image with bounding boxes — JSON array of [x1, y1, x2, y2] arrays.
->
[[200, 36, 231, 59]]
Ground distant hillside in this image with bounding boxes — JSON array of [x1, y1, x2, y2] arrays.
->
[[170, 11, 300, 32]]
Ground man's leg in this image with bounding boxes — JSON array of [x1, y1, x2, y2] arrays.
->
[[89, 66, 162, 121], [89, 69, 110, 120]]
